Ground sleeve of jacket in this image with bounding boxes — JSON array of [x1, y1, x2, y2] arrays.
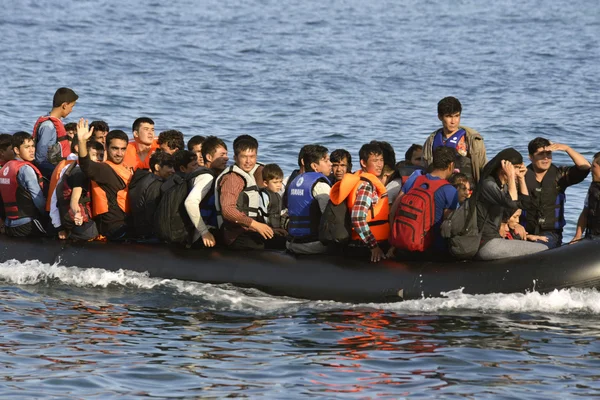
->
[[422, 132, 436, 168], [468, 131, 487, 183]]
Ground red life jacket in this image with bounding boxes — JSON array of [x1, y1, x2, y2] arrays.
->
[[390, 175, 449, 252], [0, 160, 44, 220], [57, 163, 93, 226], [32, 116, 71, 162]]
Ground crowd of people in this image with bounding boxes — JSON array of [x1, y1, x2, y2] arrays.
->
[[0, 88, 597, 263]]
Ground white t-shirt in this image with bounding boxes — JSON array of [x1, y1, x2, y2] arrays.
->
[[184, 174, 215, 242]]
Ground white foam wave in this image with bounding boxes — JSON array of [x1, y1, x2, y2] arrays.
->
[[1, 259, 600, 314]]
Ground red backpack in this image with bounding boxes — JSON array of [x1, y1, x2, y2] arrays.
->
[[390, 175, 450, 252]]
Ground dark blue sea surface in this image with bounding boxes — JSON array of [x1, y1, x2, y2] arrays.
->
[[0, 0, 599, 397]]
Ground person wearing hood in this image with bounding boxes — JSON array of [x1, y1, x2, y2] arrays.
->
[[474, 148, 548, 260]]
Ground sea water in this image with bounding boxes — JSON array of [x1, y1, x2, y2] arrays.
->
[[0, 0, 599, 397]]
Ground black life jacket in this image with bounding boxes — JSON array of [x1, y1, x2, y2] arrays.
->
[[57, 163, 93, 229], [154, 168, 215, 244], [586, 182, 600, 237], [522, 165, 565, 234], [282, 169, 301, 209], [128, 168, 163, 237], [259, 189, 282, 228]]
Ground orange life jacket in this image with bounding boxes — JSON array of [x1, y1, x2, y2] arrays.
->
[[123, 139, 159, 171], [329, 170, 389, 242], [90, 161, 132, 216], [45, 159, 76, 211]]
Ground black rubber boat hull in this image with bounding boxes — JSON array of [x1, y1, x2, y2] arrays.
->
[[0, 237, 599, 303]]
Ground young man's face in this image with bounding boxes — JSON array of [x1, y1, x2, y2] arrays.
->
[[265, 178, 283, 193], [508, 209, 521, 229], [93, 130, 108, 146], [529, 147, 552, 172], [107, 139, 128, 164], [234, 148, 257, 173], [15, 139, 36, 162], [409, 149, 424, 166], [134, 123, 155, 145], [66, 129, 76, 140], [360, 153, 384, 178], [190, 144, 204, 166], [456, 181, 471, 204], [206, 146, 228, 172], [62, 101, 76, 118], [88, 148, 104, 163], [331, 157, 349, 181], [180, 159, 199, 174], [311, 154, 332, 176], [0, 146, 14, 164], [439, 112, 461, 135], [155, 164, 175, 179]]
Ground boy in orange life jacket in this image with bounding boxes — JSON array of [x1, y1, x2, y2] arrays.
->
[[76, 119, 133, 240], [0, 132, 47, 237], [346, 142, 390, 263], [123, 117, 159, 171], [33, 87, 78, 180], [157, 130, 185, 155], [0, 134, 15, 167]]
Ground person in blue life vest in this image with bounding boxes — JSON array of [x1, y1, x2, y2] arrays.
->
[[387, 146, 459, 258], [422, 96, 487, 188], [521, 137, 590, 248], [32, 87, 79, 182], [286, 144, 332, 255], [0, 132, 48, 237], [572, 152, 600, 242]]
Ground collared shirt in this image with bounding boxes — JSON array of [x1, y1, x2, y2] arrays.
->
[[350, 181, 379, 249]]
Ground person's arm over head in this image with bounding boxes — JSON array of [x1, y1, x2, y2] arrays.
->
[[18, 165, 46, 214], [479, 177, 519, 210]]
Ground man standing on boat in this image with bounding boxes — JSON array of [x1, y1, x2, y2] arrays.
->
[[77, 119, 133, 240], [215, 135, 272, 250], [522, 137, 590, 248], [422, 96, 487, 188]]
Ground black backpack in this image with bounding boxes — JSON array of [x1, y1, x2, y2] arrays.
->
[[440, 196, 482, 260], [318, 200, 352, 245], [154, 169, 213, 244]]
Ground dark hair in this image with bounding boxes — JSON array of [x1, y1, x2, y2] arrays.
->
[[0, 134, 13, 151], [87, 140, 105, 153], [330, 149, 352, 171], [528, 137, 551, 155], [449, 172, 469, 188], [297, 145, 312, 168], [233, 136, 258, 156], [262, 163, 284, 181], [157, 130, 185, 152], [149, 149, 174, 173], [70, 137, 79, 154], [201, 136, 227, 162], [371, 141, 396, 170], [64, 122, 77, 132], [437, 96, 462, 116], [431, 146, 457, 170], [52, 87, 78, 108], [173, 150, 197, 171], [480, 148, 524, 183], [132, 117, 154, 133], [11, 131, 33, 150], [303, 145, 329, 172], [90, 120, 110, 133], [593, 152, 600, 163], [359, 142, 383, 163], [187, 135, 206, 151], [106, 130, 129, 148], [405, 144, 423, 164], [233, 135, 258, 150]]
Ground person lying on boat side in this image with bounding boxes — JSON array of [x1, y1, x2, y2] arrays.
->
[[474, 148, 547, 260], [572, 152, 600, 242], [521, 137, 590, 249], [0, 132, 48, 237], [123, 117, 159, 171], [77, 120, 132, 241], [215, 135, 271, 250], [423, 96, 487, 189], [286, 145, 332, 255]]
